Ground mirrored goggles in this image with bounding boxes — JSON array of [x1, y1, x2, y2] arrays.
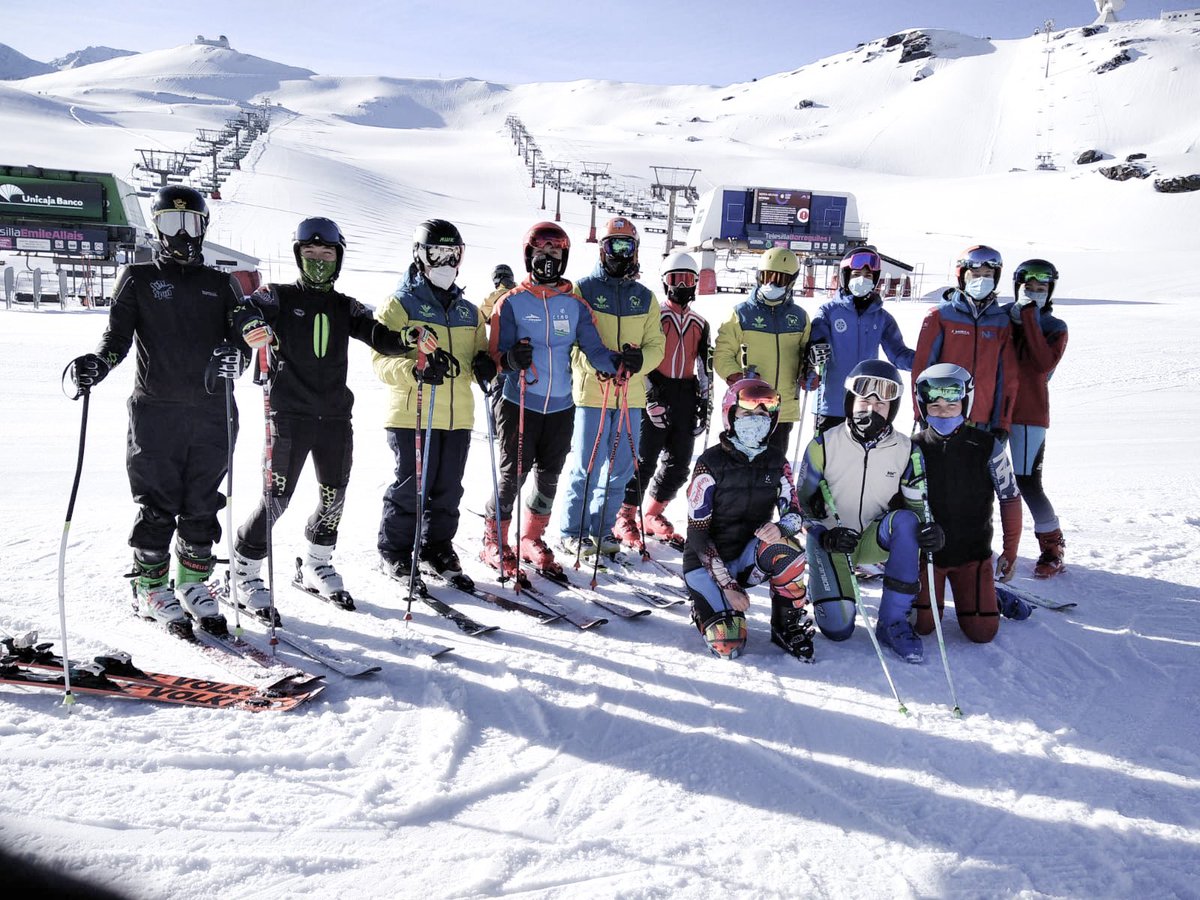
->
[[422, 244, 463, 267], [154, 209, 206, 238], [844, 250, 881, 271], [846, 375, 902, 402], [665, 270, 697, 288], [758, 269, 796, 287], [959, 247, 1002, 270], [603, 236, 637, 259], [1021, 271, 1054, 286], [918, 380, 966, 403], [735, 385, 781, 414], [295, 219, 343, 245]]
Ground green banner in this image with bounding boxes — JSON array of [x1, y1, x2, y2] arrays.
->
[[0, 176, 105, 220]]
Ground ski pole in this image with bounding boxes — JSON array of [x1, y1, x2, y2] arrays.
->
[[819, 480, 908, 716], [56, 368, 92, 709], [619, 380, 649, 560], [573, 375, 615, 568], [592, 377, 630, 589], [791, 361, 822, 477], [911, 449, 962, 716], [477, 374, 507, 585], [257, 347, 278, 650], [514, 368, 529, 591], [405, 352, 428, 620], [222, 373, 243, 637]]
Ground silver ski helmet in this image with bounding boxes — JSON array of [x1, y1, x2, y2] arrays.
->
[[915, 363, 974, 420]]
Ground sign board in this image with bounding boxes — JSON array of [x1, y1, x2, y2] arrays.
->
[[0, 222, 109, 257], [0, 176, 105, 220], [752, 189, 811, 229]]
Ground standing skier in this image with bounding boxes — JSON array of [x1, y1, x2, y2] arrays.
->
[[373, 219, 489, 587], [230, 217, 416, 612], [483, 222, 620, 577], [713, 248, 817, 454], [613, 251, 712, 548], [1007, 259, 1069, 577], [683, 376, 813, 660], [67, 185, 271, 636], [913, 245, 1019, 440], [796, 360, 940, 663], [811, 246, 914, 434], [910, 364, 1025, 643], [557, 217, 664, 558], [480, 263, 517, 319]]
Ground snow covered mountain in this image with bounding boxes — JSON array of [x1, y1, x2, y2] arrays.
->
[[0, 42, 54, 79], [49, 45, 137, 70], [1, 21, 1198, 900]]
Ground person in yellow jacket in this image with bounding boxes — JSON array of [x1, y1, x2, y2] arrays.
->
[[373, 219, 493, 589], [714, 248, 818, 455], [556, 217, 665, 558]]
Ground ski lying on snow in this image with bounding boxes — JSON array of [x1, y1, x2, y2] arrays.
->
[[381, 569, 500, 637], [430, 554, 565, 625], [534, 569, 651, 619], [996, 582, 1077, 611], [511, 574, 609, 630], [389, 632, 455, 659]]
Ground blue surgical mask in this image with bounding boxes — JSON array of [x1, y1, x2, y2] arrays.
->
[[1020, 286, 1048, 308], [964, 276, 994, 300], [928, 415, 964, 436], [759, 284, 787, 303], [847, 275, 874, 298]]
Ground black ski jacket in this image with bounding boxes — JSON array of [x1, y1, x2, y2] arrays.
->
[[96, 258, 260, 406], [258, 282, 406, 419]]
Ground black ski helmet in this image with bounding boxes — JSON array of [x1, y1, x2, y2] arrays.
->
[[843, 359, 904, 437], [412, 219, 464, 272], [293, 216, 346, 285], [1012, 258, 1059, 307], [492, 263, 515, 288], [150, 185, 208, 263]]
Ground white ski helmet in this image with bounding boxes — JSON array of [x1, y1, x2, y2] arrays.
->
[[660, 251, 700, 305]]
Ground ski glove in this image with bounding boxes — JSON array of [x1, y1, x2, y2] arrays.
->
[[820, 526, 860, 555], [204, 344, 246, 392], [617, 344, 643, 375], [798, 368, 820, 394], [69, 353, 110, 390], [472, 350, 498, 384], [807, 342, 832, 368], [504, 339, 534, 372], [403, 325, 439, 356], [917, 522, 945, 553], [371, 324, 413, 357], [415, 348, 453, 385], [645, 398, 669, 429], [241, 320, 275, 350], [991, 428, 1009, 446], [995, 552, 1017, 584], [693, 392, 713, 436]]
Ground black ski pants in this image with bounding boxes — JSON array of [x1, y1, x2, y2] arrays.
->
[[486, 398, 574, 519], [378, 427, 471, 559], [235, 414, 353, 559], [126, 397, 235, 554], [624, 378, 698, 506]]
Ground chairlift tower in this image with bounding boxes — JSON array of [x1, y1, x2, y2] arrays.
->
[[134, 149, 193, 187], [650, 166, 701, 256], [581, 162, 611, 242], [195, 129, 228, 195], [549, 164, 570, 222]]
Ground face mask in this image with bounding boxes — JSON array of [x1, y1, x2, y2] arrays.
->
[[759, 284, 787, 303], [300, 257, 337, 289], [530, 254, 564, 284], [847, 275, 874, 298], [732, 414, 772, 448], [927, 414, 964, 436], [850, 409, 889, 443], [668, 286, 696, 306], [964, 276, 994, 300], [1020, 287, 1048, 308], [426, 265, 458, 290]]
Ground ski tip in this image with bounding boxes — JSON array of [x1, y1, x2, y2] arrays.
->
[[952, 706, 964, 718]]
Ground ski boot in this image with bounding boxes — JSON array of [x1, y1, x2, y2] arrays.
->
[[694, 608, 747, 660], [875, 617, 923, 663], [1033, 529, 1066, 578], [519, 510, 564, 579], [299, 541, 355, 610], [559, 533, 598, 560], [175, 542, 228, 636], [131, 550, 192, 639], [380, 551, 427, 598], [770, 592, 816, 662], [480, 516, 518, 579], [643, 498, 683, 548], [231, 549, 275, 619], [421, 541, 474, 592], [612, 503, 642, 548]]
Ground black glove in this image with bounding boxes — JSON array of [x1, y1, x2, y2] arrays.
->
[[917, 522, 945, 553], [415, 349, 453, 385], [692, 392, 712, 436], [645, 394, 669, 429], [819, 526, 860, 554], [807, 341, 832, 369], [504, 340, 534, 372], [69, 353, 110, 391], [618, 344, 643, 374], [372, 324, 413, 357], [204, 344, 246, 393], [991, 428, 1009, 445], [472, 350, 498, 385]]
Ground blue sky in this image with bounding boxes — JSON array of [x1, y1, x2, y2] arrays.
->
[[5, 0, 1196, 84]]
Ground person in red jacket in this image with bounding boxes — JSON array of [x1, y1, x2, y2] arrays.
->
[[1007, 259, 1070, 577], [913, 245, 1019, 441]]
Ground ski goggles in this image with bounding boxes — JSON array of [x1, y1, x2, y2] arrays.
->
[[1020, 270, 1055, 287], [758, 269, 797, 287], [846, 374, 902, 402], [664, 270, 697, 288], [918, 380, 966, 403], [420, 243, 463, 267], [733, 384, 781, 414], [154, 209, 206, 238], [295, 218, 343, 246], [843, 249, 881, 271], [958, 246, 1003, 271], [602, 236, 637, 259]]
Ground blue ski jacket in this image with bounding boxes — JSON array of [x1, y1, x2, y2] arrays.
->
[[812, 290, 916, 416]]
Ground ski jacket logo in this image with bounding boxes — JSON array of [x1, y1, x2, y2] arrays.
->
[[312, 312, 330, 358], [150, 279, 173, 301], [834, 318, 848, 333], [593, 294, 610, 310]]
